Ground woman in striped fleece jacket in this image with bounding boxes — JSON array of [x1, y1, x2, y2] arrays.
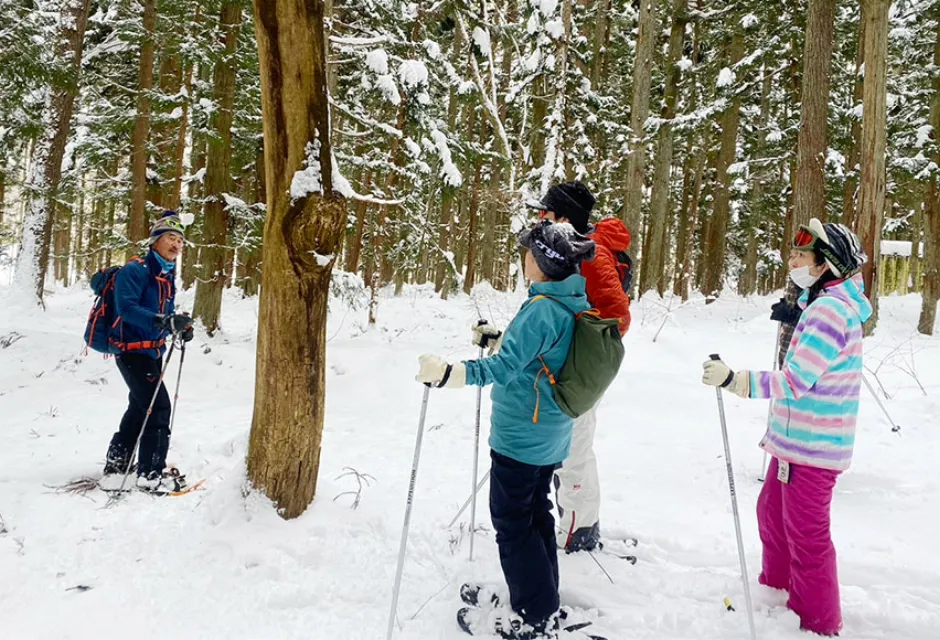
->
[[703, 218, 870, 637]]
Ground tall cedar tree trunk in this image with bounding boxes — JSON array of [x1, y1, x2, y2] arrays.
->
[[168, 52, 197, 211], [701, 32, 744, 300], [13, 0, 92, 304], [621, 0, 656, 286], [855, 0, 889, 334], [0, 172, 5, 226], [590, 0, 611, 88], [127, 0, 158, 256], [54, 203, 70, 283], [462, 152, 484, 295], [239, 144, 265, 297], [775, 39, 804, 290], [793, 0, 837, 230], [152, 49, 183, 208], [182, 64, 210, 291], [344, 167, 370, 273], [673, 11, 702, 300], [917, 16, 940, 335], [910, 198, 923, 292], [434, 25, 465, 294], [740, 67, 774, 296], [841, 13, 866, 225], [641, 0, 686, 296], [86, 180, 105, 279], [539, 0, 571, 192], [75, 184, 85, 278], [192, 1, 242, 334], [247, 0, 347, 519]]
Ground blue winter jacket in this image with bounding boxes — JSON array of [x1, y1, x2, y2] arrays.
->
[[464, 275, 591, 466], [109, 250, 176, 359]]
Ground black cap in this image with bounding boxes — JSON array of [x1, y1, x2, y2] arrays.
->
[[526, 181, 596, 233]]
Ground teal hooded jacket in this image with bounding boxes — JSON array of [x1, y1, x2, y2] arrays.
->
[[464, 274, 591, 466]]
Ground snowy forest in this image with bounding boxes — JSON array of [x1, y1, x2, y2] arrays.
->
[[1, 0, 938, 334], [3, 2, 940, 639]]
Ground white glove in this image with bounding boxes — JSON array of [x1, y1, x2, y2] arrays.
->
[[416, 354, 466, 389], [471, 321, 503, 355], [702, 359, 749, 398]]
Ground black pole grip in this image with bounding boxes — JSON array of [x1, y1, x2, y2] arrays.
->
[[710, 353, 721, 361]]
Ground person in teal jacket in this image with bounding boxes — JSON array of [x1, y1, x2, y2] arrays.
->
[[417, 220, 596, 639]]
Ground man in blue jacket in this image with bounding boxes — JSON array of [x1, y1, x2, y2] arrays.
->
[[104, 211, 193, 492]]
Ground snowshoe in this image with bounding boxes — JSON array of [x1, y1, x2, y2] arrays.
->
[[457, 606, 559, 639], [460, 583, 501, 608], [136, 467, 188, 494]]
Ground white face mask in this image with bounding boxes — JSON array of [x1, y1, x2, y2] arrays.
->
[[789, 265, 820, 289]]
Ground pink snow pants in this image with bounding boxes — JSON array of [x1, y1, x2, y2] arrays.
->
[[758, 458, 842, 636]]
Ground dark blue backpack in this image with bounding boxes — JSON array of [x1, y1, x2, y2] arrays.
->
[[83, 265, 123, 353]]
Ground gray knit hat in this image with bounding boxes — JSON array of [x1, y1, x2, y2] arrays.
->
[[148, 210, 186, 244], [518, 220, 596, 281]]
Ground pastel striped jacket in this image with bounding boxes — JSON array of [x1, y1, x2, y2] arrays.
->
[[749, 275, 872, 471]]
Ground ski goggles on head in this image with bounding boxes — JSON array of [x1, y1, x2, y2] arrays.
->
[[164, 218, 185, 232], [792, 225, 820, 250]]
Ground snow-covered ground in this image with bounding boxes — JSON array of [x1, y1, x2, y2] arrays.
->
[[1, 279, 938, 640]]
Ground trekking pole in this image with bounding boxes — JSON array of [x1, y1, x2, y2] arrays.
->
[[112, 335, 179, 499], [446, 470, 490, 529], [387, 384, 431, 640], [709, 354, 758, 640], [469, 324, 486, 561], [167, 337, 186, 435], [760, 323, 783, 482], [861, 374, 901, 433]]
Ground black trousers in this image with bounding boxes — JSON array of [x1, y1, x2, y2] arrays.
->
[[489, 450, 560, 626], [105, 353, 171, 477]]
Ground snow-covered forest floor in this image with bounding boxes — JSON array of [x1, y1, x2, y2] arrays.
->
[[1, 281, 938, 640]]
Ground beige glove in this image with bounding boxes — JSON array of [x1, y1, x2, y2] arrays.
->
[[702, 358, 749, 398], [471, 321, 503, 355], [416, 354, 466, 389]]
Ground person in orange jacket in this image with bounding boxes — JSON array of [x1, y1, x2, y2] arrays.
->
[[529, 181, 632, 552]]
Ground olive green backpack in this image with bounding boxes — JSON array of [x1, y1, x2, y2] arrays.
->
[[532, 295, 625, 419]]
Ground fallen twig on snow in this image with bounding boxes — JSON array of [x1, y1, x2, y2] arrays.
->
[[333, 467, 376, 509]]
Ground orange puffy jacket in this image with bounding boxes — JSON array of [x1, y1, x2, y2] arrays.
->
[[581, 218, 632, 336]]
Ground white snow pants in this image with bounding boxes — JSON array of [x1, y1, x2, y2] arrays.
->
[[554, 403, 600, 548]]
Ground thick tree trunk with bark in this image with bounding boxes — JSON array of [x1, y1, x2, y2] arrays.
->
[[793, 0, 837, 229], [701, 32, 744, 301], [127, 0, 158, 255], [621, 0, 656, 278], [641, 0, 686, 296], [918, 18, 940, 335], [12, 0, 92, 304], [192, 1, 243, 334], [246, 0, 347, 520], [855, 0, 889, 334]]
